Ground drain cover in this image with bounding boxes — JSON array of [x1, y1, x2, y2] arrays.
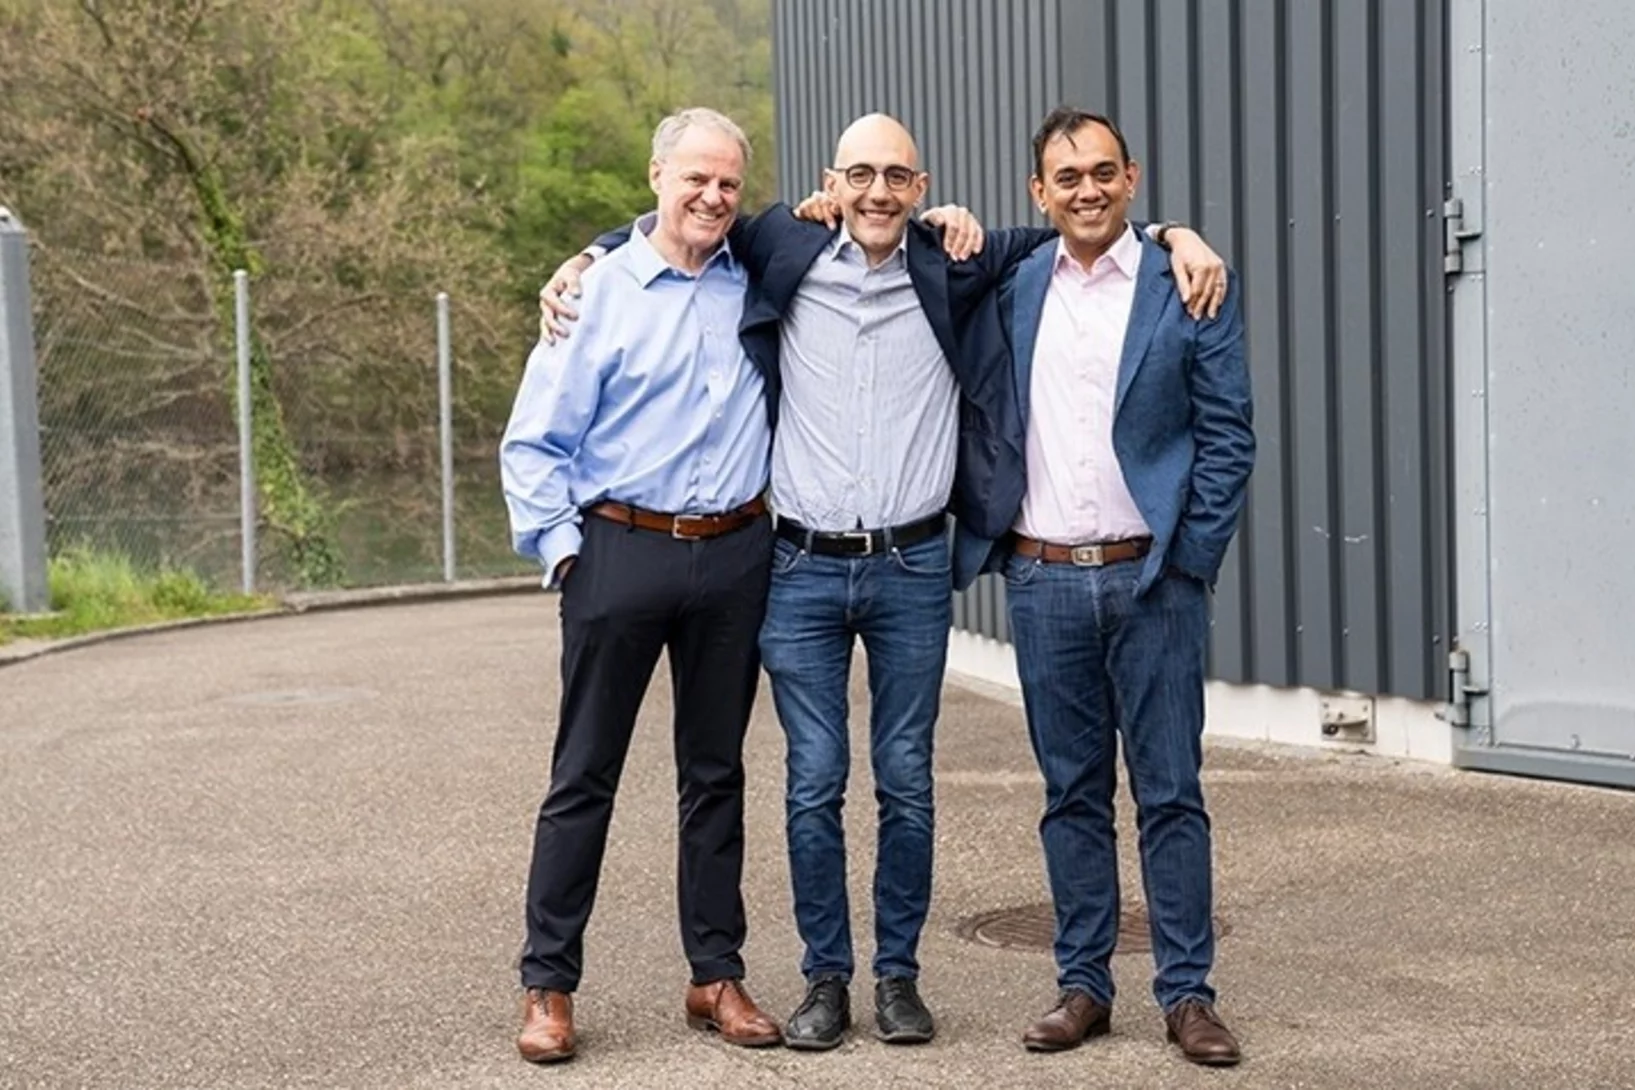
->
[[958, 902, 1227, 954], [225, 687, 376, 707]]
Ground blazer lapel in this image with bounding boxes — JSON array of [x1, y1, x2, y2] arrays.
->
[[905, 227, 957, 363], [1010, 244, 1056, 426], [1115, 235, 1174, 417]]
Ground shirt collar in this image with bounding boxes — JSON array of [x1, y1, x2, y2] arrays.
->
[[627, 211, 737, 286], [1053, 223, 1142, 280], [830, 223, 909, 267]]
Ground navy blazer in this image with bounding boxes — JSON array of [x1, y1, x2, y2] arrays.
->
[[593, 205, 1052, 542], [952, 230, 1255, 595]]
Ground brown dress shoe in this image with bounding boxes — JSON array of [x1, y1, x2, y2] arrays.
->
[[1022, 991, 1112, 1052], [1165, 998, 1242, 1066], [685, 978, 783, 1047], [517, 987, 576, 1064]]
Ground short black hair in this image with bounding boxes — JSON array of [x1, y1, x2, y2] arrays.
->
[[1031, 106, 1131, 178]]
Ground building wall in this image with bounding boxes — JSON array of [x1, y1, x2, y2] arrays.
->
[[773, 0, 1452, 700]]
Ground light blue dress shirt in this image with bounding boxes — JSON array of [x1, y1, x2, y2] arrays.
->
[[500, 222, 770, 582]]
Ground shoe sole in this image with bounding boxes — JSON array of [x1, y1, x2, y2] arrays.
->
[[1165, 1030, 1241, 1066], [1023, 1017, 1110, 1052], [686, 1015, 783, 1048], [875, 1027, 935, 1045], [518, 1047, 575, 1064], [785, 1032, 847, 1051]]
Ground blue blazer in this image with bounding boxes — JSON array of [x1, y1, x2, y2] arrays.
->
[[593, 206, 1052, 541], [952, 230, 1255, 595]]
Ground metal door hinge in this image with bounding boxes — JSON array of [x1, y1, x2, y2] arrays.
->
[[1442, 647, 1488, 728], [1444, 197, 1483, 274]]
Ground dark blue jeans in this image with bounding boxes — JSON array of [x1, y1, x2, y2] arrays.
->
[[1003, 551, 1217, 1012], [758, 532, 952, 983]]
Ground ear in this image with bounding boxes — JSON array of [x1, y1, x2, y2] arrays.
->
[[822, 169, 841, 201], [1029, 174, 1046, 213], [1125, 159, 1142, 195], [649, 158, 663, 196], [911, 171, 930, 207]]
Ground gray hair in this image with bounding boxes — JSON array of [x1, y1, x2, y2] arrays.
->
[[651, 107, 752, 165]]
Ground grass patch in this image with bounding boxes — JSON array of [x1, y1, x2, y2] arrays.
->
[[0, 549, 274, 645]]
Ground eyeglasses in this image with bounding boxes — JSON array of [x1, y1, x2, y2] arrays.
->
[[833, 164, 920, 191]]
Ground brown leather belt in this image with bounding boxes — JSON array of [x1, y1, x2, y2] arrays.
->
[[1012, 534, 1152, 567], [585, 496, 767, 540]]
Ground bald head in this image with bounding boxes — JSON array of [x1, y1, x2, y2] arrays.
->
[[833, 113, 920, 170], [824, 113, 929, 266]]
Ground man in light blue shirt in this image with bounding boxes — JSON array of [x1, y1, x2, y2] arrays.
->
[[501, 107, 783, 1065]]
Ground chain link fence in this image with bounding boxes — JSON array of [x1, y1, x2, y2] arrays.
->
[[32, 247, 244, 584], [22, 241, 532, 594]]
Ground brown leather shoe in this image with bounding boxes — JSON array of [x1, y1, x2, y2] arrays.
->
[[1022, 991, 1112, 1052], [1165, 998, 1241, 1066], [517, 988, 576, 1064], [685, 978, 783, 1047]]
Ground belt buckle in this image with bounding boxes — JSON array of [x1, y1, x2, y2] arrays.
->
[[838, 530, 875, 557], [672, 515, 709, 541], [1069, 544, 1105, 567]]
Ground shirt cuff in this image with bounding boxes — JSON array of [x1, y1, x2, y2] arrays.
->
[[539, 523, 583, 588]]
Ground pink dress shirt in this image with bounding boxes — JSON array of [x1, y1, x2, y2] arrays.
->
[[1015, 226, 1154, 544]]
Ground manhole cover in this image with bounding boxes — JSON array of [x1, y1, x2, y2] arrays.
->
[[958, 903, 1228, 955], [224, 687, 377, 707]]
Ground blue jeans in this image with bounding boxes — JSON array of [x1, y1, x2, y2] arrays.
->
[[758, 531, 952, 983], [1003, 551, 1216, 1012]]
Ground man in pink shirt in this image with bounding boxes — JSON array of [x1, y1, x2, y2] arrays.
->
[[955, 107, 1254, 1065]]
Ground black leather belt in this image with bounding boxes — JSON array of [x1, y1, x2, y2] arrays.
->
[[775, 512, 946, 557]]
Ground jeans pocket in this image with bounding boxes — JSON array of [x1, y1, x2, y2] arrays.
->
[[772, 536, 806, 576], [890, 535, 952, 577], [1002, 552, 1041, 587]]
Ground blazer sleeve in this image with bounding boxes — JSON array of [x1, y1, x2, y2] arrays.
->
[[588, 222, 635, 255], [967, 226, 1057, 286], [726, 203, 789, 279], [1170, 270, 1255, 583]]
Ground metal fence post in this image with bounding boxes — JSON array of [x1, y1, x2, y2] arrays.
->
[[0, 209, 50, 614], [436, 292, 455, 582], [233, 270, 256, 596]]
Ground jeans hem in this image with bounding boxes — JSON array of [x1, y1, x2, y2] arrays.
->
[[1159, 989, 1219, 1014]]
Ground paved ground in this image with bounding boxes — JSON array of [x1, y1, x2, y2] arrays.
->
[[3, 595, 1633, 1090]]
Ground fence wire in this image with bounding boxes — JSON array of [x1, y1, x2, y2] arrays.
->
[[31, 247, 242, 585], [27, 243, 535, 592]]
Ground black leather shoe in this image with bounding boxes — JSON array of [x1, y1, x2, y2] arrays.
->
[[875, 977, 935, 1044], [785, 976, 850, 1051]]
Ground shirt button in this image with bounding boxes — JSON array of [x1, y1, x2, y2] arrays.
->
[[709, 370, 720, 380]]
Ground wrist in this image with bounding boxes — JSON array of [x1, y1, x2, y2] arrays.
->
[[1153, 221, 1186, 249]]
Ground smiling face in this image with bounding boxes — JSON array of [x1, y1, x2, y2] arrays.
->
[[1029, 118, 1141, 266], [648, 124, 745, 269], [824, 114, 929, 265]]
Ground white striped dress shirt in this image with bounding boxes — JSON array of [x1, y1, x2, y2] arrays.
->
[[772, 230, 957, 531]]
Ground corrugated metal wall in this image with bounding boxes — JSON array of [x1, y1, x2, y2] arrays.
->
[[772, 0, 1451, 700]]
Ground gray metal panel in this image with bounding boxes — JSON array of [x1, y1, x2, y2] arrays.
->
[[1453, 0, 1635, 766], [772, 0, 1449, 700], [1238, 0, 1297, 688], [1195, 0, 1246, 681], [1457, 747, 1635, 793]]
